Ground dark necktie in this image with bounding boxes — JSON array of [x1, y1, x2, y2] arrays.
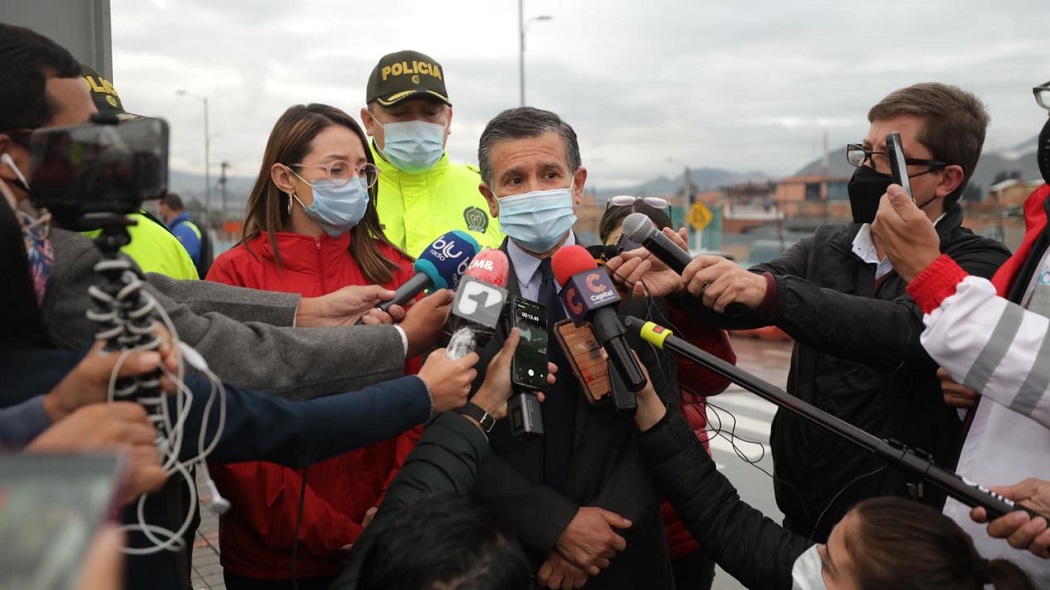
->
[[537, 258, 575, 493], [538, 258, 566, 324]]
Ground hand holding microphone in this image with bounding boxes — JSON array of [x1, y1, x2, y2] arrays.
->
[[552, 245, 647, 397], [417, 347, 479, 413], [400, 290, 455, 358], [377, 230, 481, 312], [445, 249, 510, 360], [619, 213, 757, 315]]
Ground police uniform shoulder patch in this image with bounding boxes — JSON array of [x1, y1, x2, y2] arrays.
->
[[463, 206, 489, 233]]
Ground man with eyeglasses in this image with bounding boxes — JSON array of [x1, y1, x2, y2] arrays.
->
[[609, 82, 1011, 543], [359, 50, 503, 258], [868, 80, 1050, 584]]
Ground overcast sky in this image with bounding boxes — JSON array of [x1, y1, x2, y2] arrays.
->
[[109, 0, 1049, 190]]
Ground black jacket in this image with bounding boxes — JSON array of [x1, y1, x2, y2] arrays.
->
[[331, 412, 490, 589], [469, 240, 680, 589], [638, 408, 813, 590], [680, 206, 1010, 541]]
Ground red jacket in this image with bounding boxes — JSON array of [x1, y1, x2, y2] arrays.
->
[[992, 184, 1049, 294], [660, 306, 737, 559], [206, 231, 421, 579]]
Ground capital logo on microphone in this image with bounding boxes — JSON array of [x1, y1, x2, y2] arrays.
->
[[584, 272, 618, 305], [585, 272, 607, 293]]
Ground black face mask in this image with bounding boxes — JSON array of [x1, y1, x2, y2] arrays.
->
[[847, 165, 893, 224], [1039, 117, 1050, 185]]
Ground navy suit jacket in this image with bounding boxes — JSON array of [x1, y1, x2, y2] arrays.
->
[[469, 240, 679, 590], [0, 348, 430, 590]]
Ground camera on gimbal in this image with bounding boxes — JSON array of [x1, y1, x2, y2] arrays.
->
[[27, 113, 169, 232]]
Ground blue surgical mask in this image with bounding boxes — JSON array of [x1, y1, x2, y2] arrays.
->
[[289, 171, 370, 237], [376, 120, 446, 173], [497, 187, 577, 253]]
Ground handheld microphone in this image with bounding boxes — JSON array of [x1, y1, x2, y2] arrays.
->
[[378, 230, 480, 312], [552, 245, 647, 408], [620, 213, 745, 317], [445, 249, 510, 360]]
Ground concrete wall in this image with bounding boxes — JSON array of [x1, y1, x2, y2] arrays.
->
[[1, 0, 112, 78]]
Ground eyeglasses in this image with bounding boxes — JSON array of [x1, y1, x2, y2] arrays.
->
[[605, 195, 671, 212], [845, 144, 948, 174], [290, 161, 379, 189], [1034, 80, 1050, 111]]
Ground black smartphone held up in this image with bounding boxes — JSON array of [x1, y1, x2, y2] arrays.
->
[[886, 132, 912, 200], [0, 452, 127, 590], [508, 296, 550, 392]]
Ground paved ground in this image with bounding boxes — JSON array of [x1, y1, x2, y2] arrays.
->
[[189, 335, 793, 590], [189, 478, 224, 590]]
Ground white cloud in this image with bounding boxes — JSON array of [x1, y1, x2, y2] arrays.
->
[[109, 0, 1050, 188]]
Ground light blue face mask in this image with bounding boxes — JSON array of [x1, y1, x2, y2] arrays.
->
[[497, 186, 577, 253], [289, 171, 370, 237], [376, 120, 446, 173]]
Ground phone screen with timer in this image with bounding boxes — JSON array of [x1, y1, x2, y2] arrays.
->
[[508, 296, 549, 391]]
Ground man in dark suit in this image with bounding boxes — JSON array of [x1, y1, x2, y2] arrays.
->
[[470, 107, 678, 589]]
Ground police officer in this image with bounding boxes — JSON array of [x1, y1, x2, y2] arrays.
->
[[360, 50, 502, 257]]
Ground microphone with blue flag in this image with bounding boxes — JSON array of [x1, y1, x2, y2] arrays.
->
[[378, 230, 481, 312]]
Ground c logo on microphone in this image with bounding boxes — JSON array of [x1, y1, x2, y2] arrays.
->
[[565, 287, 585, 316], [585, 272, 607, 293]]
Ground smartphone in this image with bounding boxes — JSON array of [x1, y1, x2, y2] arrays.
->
[[0, 452, 127, 590], [886, 132, 912, 199], [554, 319, 612, 404], [508, 297, 549, 391], [29, 117, 170, 229]]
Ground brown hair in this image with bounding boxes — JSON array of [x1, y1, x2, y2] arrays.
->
[[850, 497, 1033, 590], [241, 103, 405, 282], [868, 82, 989, 210]]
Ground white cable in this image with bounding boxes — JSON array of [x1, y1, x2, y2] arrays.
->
[[93, 257, 227, 555]]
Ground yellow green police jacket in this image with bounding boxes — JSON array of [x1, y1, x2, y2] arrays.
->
[[82, 212, 199, 280], [371, 144, 503, 258]]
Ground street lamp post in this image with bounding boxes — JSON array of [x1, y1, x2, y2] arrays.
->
[[518, 1, 552, 107], [176, 89, 210, 213]]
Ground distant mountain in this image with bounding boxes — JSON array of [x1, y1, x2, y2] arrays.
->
[[168, 136, 1042, 210], [792, 147, 853, 178], [595, 167, 772, 200], [997, 135, 1040, 161], [167, 169, 256, 211]]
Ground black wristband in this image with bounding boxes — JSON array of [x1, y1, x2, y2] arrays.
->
[[456, 401, 495, 433]]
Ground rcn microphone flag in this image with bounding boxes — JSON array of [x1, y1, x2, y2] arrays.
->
[[451, 249, 510, 334], [446, 249, 509, 360], [378, 230, 480, 312]]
